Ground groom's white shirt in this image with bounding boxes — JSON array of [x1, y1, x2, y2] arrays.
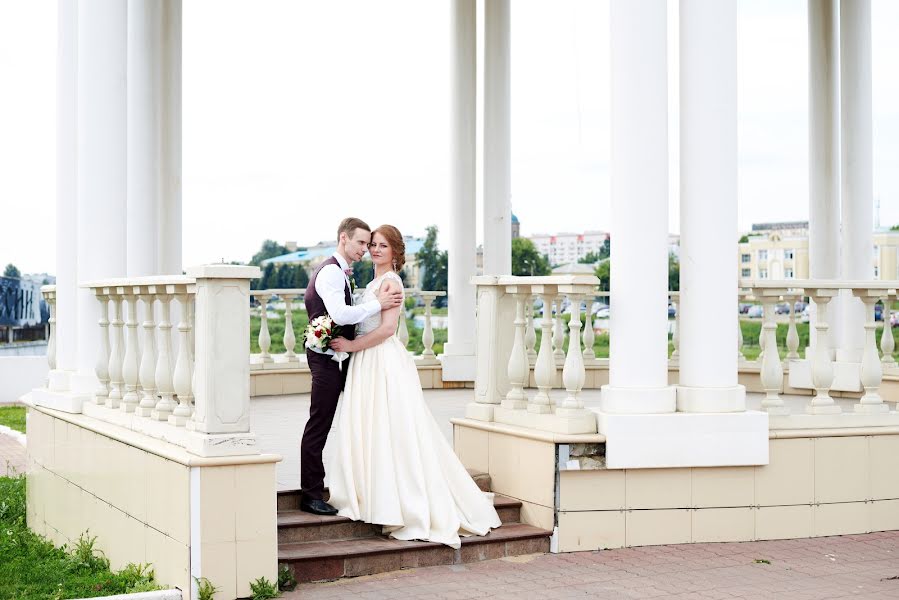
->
[[314, 252, 381, 328]]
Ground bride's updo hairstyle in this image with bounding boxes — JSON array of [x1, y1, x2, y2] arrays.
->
[[373, 225, 406, 272]]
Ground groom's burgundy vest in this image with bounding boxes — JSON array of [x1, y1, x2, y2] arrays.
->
[[305, 256, 356, 341]]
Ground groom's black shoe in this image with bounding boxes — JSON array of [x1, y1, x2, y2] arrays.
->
[[300, 498, 338, 516]]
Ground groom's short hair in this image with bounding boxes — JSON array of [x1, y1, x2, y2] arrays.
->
[[337, 217, 371, 242]]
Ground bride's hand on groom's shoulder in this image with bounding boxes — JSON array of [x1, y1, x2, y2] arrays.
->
[[330, 337, 353, 353], [376, 286, 403, 310]]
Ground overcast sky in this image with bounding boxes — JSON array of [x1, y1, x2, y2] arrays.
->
[[1, 0, 898, 275]]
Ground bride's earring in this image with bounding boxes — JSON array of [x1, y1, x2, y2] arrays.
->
[[392, 260, 397, 271]]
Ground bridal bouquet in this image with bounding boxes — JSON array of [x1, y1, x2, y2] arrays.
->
[[304, 315, 347, 363]]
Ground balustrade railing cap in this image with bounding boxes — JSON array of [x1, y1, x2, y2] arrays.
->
[[185, 264, 261, 280], [495, 275, 600, 286], [251, 288, 306, 296], [40, 285, 56, 293], [80, 275, 195, 289], [741, 278, 899, 292]]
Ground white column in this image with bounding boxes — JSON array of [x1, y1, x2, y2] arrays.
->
[[676, 0, 745, 413], [808, 0, 841, 355], [600, 0, 675, 414], [53, 0, 79, 389], [482, 0, 512, 276], [442, 0, 478, 381], [127, 0, 182, 277], [73, 0, 128, 396], [838, 0, 873, 363]]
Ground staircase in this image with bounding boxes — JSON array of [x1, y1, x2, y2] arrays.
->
[[277, 471, 553, 583]]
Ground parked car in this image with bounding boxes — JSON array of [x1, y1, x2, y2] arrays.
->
[[595, 307, 610, 319], [738, 303, 753, 314], [891, 311, 899, 327], [747, 305, 764, 318], [668, 303, 676, 318], [875, 303, 883, 322], [774, 303, 791, 315]]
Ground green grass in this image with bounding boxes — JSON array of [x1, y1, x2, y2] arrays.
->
[[0, 406, 26, 433], [0, 475, 163, 599]]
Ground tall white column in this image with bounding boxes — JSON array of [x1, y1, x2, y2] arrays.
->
[[838, 0, 873, 363], [677, 0, 745, 413], [600, 0, 675, 414], [73, 0, 128, 394], [53, 0, 79, 388], [442, 0, 478, 381], [127, 0, 182, 277], [482, 0, 511, 276], [808, 0, 841, 357]]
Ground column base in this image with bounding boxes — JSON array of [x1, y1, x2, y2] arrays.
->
[[440, 346, 476, 381], [465, 402, 495, 422], [47, 369, 73, 392], [676, 384, 746, 413], [599, 385, 676, 414], [30, 387, 86, 414], [69, 371, 99, 396], [592, 408, 769, 468]]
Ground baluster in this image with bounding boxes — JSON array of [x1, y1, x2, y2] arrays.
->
[[282, 294, 297, 361], [881, 295, 896, 368], [153, 293, 177, 421], [854, 292, 887, 413], [530, 290, 556, 414], [786, 295, 800, 361], [582, 296, 596, 361], [420, 292, 438, 361], [552, 295, 565, 364], [559, 293, 586, 414], [46, 291, 57, 371], [503, 291, 529, 410], [170, 291, 194, 426], [257, 293, 272, 363], [807, 291, 840, 414], [94, 292, 110, 405], [524, 295, 537, 364], [136, 291, 157, 417], [107, 292, 125, 409], [736, 303, 743, 362], [671, 294, 680, 363], [759, 295, 787, 414], [758, 303, 767, 359], [397, 305, 410, 348], [120, 291, 141, 412]]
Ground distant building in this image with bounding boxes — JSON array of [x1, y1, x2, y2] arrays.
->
[[511, 213, 520, 239], [263, 237, 426, 287], [738, 226, 899, 281], [529, 231, 609, 266]]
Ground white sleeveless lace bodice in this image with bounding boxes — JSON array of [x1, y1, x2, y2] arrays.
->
[[356, 271, 404, 337]]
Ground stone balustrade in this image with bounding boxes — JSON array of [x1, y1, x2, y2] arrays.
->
[[41, 285, 57, 374], [742, 279, 899, 426], [70, 265, 260, 457], [248, 286, 447, 368], [466, 275, 600, 434]]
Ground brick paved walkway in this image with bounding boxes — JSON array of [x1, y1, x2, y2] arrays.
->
[[0, 430, 26, 477], [284, 531, 899, 599]]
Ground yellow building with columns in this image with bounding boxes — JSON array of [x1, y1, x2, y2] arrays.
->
[[738, 224, 899, 281]]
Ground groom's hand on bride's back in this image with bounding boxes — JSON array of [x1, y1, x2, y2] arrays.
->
[[377, 288, 404, 310]]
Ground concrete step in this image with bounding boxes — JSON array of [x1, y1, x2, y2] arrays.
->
[[277, 470, 493, 511], [278, 522, 551, 583], [277, 495, 523, 545]]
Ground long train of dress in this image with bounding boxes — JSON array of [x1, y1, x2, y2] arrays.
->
[[326, 272, 501, 549]]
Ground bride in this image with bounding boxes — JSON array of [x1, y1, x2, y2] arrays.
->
[[327, 224, 501, 549]]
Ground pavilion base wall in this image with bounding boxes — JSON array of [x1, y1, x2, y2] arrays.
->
[[25, 404, 278, 600], [454, 422, 899, 552]]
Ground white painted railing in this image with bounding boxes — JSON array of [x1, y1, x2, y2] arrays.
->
[[41, 285, 57, 372], [248, 287, 447, 368], [67, 265, 260, 457]]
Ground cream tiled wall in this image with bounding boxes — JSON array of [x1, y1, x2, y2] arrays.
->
[[454, 423, 899, 552], [26, 408, 278, 599]]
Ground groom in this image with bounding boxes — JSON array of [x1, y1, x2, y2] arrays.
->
[[299, 217, 404, 515]]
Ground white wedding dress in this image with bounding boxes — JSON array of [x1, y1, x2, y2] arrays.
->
[[326, 271, 501, 549]]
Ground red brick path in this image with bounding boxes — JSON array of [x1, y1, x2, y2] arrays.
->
[[284, 531, 899, 599]]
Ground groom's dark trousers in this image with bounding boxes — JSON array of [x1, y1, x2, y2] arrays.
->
[[300, 255, 355, 501], [300, 349, 349, 501]]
